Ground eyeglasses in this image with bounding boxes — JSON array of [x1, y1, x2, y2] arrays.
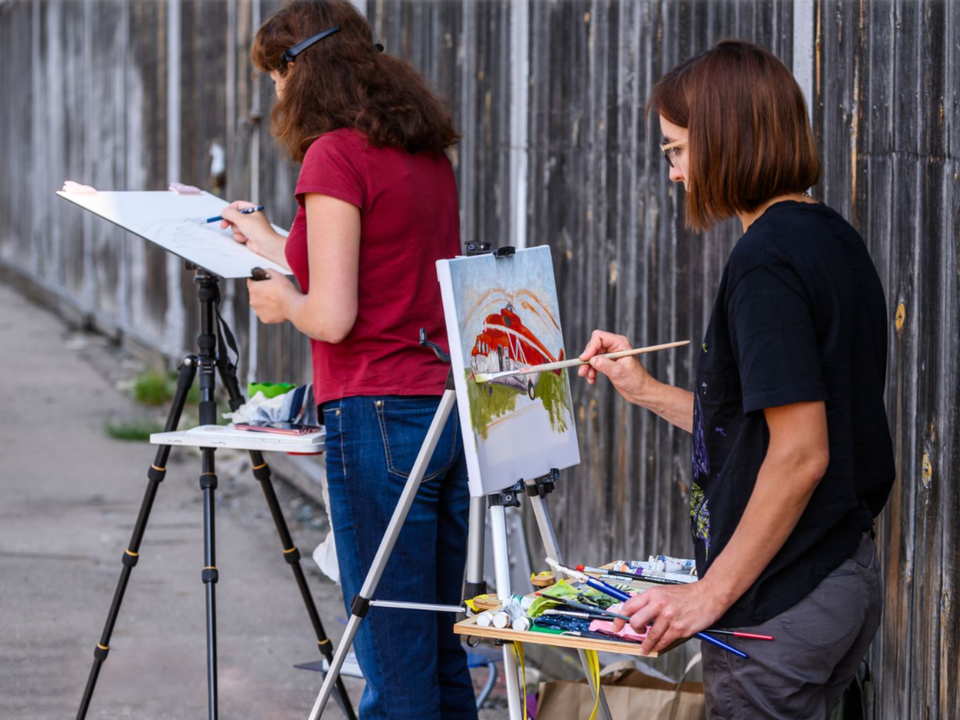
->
[[283, 26, 341, 64], [660, 138, 686, 168]]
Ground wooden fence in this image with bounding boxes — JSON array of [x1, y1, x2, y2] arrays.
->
[[1, 1, 957, 715]]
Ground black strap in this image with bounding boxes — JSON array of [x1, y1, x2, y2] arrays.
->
[[212, 284, 240, 379]]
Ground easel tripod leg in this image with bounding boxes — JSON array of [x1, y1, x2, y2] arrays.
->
[[75, 356, 198, 720], [463, 495, 487, 599], [200, 449, 219, 720], [489, 503, 525, 720], [307, 389, 458, 720], [213, 350, 357, 720], [527, 491, 613, 720], [248, 453, 357, 720]]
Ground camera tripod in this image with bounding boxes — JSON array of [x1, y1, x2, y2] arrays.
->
[[75, 268, 356, 720]]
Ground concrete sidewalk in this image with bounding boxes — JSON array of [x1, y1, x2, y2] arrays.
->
[[0, 281, 353, 718]]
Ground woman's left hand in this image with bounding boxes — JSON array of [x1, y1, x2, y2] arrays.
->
[[612, 581, 728, 655], [247, 273, 298, 324]]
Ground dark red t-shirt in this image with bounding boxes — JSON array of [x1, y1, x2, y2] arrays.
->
[[284, 129, 459, 405]]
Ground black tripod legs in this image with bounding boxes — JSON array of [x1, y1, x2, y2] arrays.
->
[[200, 450, 220, 720], [249, 453, 357, 720], [76, 357, 197, 720]]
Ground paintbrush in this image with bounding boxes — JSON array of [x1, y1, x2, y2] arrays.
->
[[534, 592, 631, 621], [472, 340, 690, 384]]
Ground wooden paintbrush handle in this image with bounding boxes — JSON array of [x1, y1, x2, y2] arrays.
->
[[519, 339, 691, 375]]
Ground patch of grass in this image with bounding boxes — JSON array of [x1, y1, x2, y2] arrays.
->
[[132, 368, 201, 407], [133, 369, 175, 406], [105, 418, 165, 441]]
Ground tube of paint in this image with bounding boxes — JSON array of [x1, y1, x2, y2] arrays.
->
[[509, 594, 536, 612], [492, 611, 511, 629], [476, 611, 496, 628], [511, 617, 531, 632]]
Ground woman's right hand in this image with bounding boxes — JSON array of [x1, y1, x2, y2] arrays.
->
[[578, 329, 655, 405], [220, 200, 279, 257]]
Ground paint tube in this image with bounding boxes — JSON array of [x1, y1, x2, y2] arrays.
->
[[511, 617, 532, 632], [509, 594, 537, 612], [634, 567, 698, 584], [610, 557, 698, 582], [492, 611, 511, 629], [476, 611, 496, 628], [645, 555, 697, 575]]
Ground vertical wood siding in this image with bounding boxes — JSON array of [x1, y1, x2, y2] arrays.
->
[[1, 1, 957, 714]]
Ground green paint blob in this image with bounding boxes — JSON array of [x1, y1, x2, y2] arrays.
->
[[535, 369, 572, 434], [465, 369, 518, 441], [465, 368, 573, 441]]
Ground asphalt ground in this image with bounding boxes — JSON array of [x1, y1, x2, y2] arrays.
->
[[0, 280, 509, 719]]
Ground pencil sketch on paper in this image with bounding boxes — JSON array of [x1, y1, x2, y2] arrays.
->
[[437, 246, 580, 497]]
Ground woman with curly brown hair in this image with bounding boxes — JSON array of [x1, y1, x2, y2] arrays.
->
[[219, 2, 477, 718], [581, 40, 894, 718]]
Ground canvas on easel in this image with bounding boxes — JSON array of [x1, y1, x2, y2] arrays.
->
[[437, 246, 580, 497]]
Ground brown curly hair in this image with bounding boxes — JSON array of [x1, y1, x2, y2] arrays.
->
[[252, 0, 460, 162]]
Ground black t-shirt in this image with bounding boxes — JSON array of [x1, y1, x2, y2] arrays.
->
[[693, 200, 895, 627]]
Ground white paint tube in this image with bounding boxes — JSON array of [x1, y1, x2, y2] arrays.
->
[[646, 555, 698, 575], [476, 611, 496, 628], [511, 617, 532, 632], [492, 611, 511, 629]]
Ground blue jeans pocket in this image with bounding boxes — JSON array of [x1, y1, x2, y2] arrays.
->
[[375, 397, 459, 482]]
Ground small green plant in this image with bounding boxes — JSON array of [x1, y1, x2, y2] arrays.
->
[[133, 369, 175, 406], [132, 368, 202, 407], [104, 418, 165, 441]]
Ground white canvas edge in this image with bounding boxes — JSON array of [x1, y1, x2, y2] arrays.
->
[[437, 258, 489, 498], [56, 190, 292, 279]]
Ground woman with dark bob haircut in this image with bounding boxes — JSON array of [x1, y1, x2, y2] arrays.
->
[[219, 1, 477, 718], [580, 40, 895, 718]]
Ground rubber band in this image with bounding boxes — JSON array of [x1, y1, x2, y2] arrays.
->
[[253, 463, 267, 470], [97, 643, 109, 651], [317, 639, 331, 646], [586, 650, 601, 720], [283, 547, 297, 554], [151, 464, 165, 471], [125, 549, 138, 557]]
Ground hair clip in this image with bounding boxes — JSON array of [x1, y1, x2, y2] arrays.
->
[[283, 26, 341, 64]]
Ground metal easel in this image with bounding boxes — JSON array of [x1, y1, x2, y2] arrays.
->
[[308, 245, 612, 720]]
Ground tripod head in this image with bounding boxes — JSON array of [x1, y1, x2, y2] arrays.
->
[[185, 264, 246, 422]]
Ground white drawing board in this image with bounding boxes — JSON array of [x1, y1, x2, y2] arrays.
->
[[57, 190, 291, 279], [437, 246, 580, 498]]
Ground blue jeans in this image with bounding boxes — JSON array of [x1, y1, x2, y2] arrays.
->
[[322, 396, 478, 720]]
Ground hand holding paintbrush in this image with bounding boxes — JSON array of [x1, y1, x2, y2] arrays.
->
[[473, 338, 689, 384], [579, 330, 696, 433]]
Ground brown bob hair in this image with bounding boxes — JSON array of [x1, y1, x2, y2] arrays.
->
[[648, 40, 820, 232], [252, 0, 459, 162]]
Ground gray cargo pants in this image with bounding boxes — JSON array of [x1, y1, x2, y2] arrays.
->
[[702, 533, 882, 719]]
